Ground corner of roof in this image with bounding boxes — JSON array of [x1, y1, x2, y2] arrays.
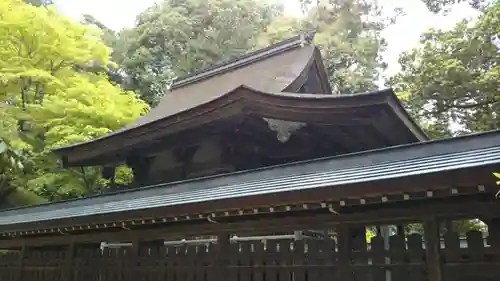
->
[[383, 88, 429, 141]]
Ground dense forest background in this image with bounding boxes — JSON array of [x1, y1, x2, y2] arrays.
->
[[0, 0, 498, 218]]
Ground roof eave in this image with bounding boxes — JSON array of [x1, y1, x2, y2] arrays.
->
[[56, 87, 419, 168]]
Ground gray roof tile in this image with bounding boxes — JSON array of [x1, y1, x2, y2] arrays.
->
[[1, 130, 499, 226]]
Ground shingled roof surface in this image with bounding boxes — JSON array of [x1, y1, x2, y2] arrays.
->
[[122, 45, 316, 133], [54, 32, 320, 154], [0, 129, 499, 229]]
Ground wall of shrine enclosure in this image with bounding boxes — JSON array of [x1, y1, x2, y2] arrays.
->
[[0, 221, 498, 281]]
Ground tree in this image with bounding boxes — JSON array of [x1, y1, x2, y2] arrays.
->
[[260, 0, 390, 94], [0, 105, 47, 208], [0, 0, 148, 200], [390, 2, 499, 138], [24, 0, 53, 7], [0, 137, 48, 208], [114, 0, 282, 105], [420, 0, 488, 14], [298, 0, 488, 14], [114, 0, 392, 103]]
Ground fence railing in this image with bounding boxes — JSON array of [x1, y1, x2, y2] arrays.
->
[[0, 230, 497, 281]]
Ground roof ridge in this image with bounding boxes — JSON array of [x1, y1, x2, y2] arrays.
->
[[171, 30, 317, 90]]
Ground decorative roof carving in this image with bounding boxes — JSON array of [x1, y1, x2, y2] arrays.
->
[[263, 118, 306, 143]]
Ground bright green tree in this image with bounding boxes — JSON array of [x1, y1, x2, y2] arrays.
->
[[24, 0, 53, 7], [0, 0, 148, 200], [390, 2, 499, 138], [0, 105, 47, 208]]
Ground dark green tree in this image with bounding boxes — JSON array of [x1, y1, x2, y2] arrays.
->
[[390, 2, 499, 137], [114, 0, 281, 105]]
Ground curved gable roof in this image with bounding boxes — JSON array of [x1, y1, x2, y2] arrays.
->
[[54, 33, 329, 162], [58, 86, 426, 167]]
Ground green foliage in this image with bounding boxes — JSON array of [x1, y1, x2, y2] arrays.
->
[[114, 0, 282, 105], [420, 0, 487, 14], [298, 0, 488, 14], [24, 0, 53, 7], [390, 2, 500, 137], [259, 0, 390, 94], [111, 0, 392, 103], [0, 128, 47, 208], [494, 172, 500, 185], [0, 0, 148, 200]]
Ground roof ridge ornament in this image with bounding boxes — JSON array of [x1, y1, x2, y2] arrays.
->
[[263, 117, 306, 143], [300, 29, 317, 47]]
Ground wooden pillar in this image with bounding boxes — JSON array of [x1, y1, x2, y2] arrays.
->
[[396, 224, 405, 235], [150, 240, 166, 281], [424, 218, 443, 281], [215, 233, 230, 281], [127, 156, 152, 187], [62, 241, 75, 281], [126, 240, 140, 281], [485, 219, 500, 252], [336, 224, 352, 281]]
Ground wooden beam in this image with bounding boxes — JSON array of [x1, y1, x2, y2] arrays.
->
[[1, 166, 494, 234], [2, 199, 500, 249]]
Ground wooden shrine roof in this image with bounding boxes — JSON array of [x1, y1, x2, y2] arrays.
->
[[54, 32, 329, 162], [59, 86, 427, 167], [54, 31, 427, 167], [1, 129, 499, 235]]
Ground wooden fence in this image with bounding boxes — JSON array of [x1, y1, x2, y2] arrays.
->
[[0, 230, 498, 281]]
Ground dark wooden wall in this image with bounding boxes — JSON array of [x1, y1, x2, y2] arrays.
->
[[1, 220, 499, 281]]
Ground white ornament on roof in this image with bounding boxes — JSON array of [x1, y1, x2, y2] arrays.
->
[[263, 118, 306, 143]]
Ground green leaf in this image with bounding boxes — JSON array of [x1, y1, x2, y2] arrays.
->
[[494, 172, 500, 185], [0, 141, 7, 154]]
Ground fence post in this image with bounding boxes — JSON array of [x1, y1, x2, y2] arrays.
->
[[216, 233, 230, 281], [485, 219, 500, 251], [15, 243, 25, 281], [336, 224, 352, 281], [127, 239, 140, 281], [62, 240, 75, 281], [424, 218, 443, 281]]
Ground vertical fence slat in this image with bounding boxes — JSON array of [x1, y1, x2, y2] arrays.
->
[[336, 225, 352, 281], [252, 241, 265, 281], [5, 220, 497, 281], [277, 240, 290, 281], [228, 242, 239, 281], [443, 231, 461, 281], [466, 230, 485, 261], [265, 240, 278, 281], [370, 235, 386, 281], [352, 230, 369, 281], [389, 234, 408, 281], [407, 233, 426, 281], [292, 240, 306, 281]]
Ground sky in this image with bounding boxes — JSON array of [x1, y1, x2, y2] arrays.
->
[[53, 0, 480, 77]]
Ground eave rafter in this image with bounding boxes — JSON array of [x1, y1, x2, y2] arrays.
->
[[0, 184, 492, 240], [59, 87, 419, 167]]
